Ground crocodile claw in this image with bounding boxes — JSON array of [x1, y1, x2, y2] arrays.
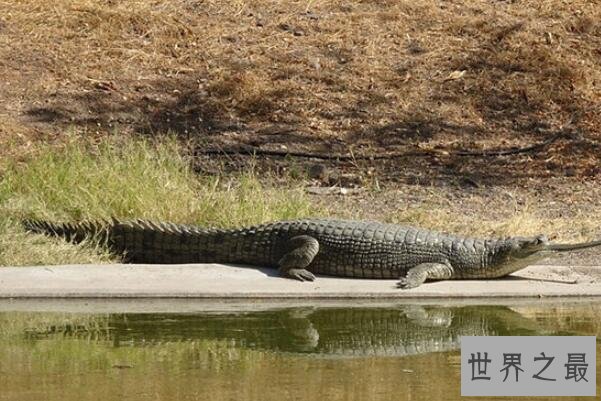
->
[[397, 277, 419, 289], [287, 268, 316, 282]]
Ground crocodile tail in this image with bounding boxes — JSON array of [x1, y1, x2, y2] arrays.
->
[[23, 218, 232, 264], [22, 218, 110, 244], [546, 239, 601, 252]]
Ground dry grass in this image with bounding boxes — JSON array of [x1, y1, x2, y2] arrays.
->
[[321, 182, 601, 243], [0, 0, 599, 182]]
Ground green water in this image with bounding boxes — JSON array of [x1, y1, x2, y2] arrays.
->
[[0, 301, 599, 401]]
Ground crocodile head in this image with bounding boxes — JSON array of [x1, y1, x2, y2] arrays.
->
[[490, 235, 551, 275], [507, 234, 550, 258]]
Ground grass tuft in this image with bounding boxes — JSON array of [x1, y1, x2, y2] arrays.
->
[[0, 135, 319, 266]]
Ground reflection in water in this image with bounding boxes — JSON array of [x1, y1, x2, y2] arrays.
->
[[0, 303, 599, 401], [104, 306, 543, 357]]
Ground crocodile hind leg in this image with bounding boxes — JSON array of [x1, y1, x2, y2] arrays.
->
[[397, 262, 454, 289], [278, 235, 320, 282]]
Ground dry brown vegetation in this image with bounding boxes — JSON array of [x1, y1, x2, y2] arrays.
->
[[1, 0, 600, 183], [1, 0, 601, 265]]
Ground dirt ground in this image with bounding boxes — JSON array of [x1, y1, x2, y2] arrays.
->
[[1, 0, 600, 259]]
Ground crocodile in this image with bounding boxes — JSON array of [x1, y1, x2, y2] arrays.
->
[[28, 305, 544, 357], [23, 218, 601, 289]]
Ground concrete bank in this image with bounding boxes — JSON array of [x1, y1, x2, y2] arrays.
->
[[0, 263, 600, 299]]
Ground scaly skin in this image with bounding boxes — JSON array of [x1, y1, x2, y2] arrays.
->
[[23, 218, 601, 288]]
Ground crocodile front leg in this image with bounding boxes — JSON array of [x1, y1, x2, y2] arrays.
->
[[278, 235, 319, 282], [397, 262, 454, 289]]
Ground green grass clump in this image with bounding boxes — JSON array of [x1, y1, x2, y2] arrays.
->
[[0, 136, 200, 222], [0, 135, 319, 266]]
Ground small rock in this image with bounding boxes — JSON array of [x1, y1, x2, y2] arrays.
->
[[308, 164, 329, 181]]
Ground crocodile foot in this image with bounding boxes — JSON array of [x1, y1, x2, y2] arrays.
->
[[396, 276, 421, 289], [285, 268, 316, 282], [397, 263, 454, 290]]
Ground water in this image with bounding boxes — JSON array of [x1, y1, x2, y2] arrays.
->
[[0, 300, 599, 401]]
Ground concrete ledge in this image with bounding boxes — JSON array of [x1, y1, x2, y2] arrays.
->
[[1, 297, 600, 314], [0, 263, 600, 299]]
